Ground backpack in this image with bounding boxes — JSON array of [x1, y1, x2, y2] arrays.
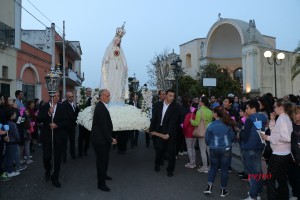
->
[[291, 125, 300, 166]]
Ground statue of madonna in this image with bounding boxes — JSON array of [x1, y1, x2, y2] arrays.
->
[[100, 22, 128, 105]]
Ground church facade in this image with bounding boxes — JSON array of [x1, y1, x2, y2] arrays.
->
[[179, 18, 300, 97]]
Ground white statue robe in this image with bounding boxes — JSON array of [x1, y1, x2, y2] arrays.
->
[[100, 38, 128, 104]]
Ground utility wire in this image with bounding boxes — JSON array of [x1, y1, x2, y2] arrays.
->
[[25, 0, 63, 33], [12, 0, 63, 35]]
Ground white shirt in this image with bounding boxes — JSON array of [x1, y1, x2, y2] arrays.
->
[[69, 101, 75, 111], [49, 102, 57, 119], [101, 100, 108, 109], [160, 101, 170, 126]]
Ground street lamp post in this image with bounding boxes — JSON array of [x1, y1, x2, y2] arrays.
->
[[131, 73, 140, 92], [170, 57, 182, 97], [264, 50, 285, 97], [44, 67, 62, 172]]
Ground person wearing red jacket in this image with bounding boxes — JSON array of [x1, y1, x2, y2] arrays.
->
[[183, 103, 198, 168]]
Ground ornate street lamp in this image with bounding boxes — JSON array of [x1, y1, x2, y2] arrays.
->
[[170, 57, 182, 97], [44, 67, 62, 172], [264, 50, 285, 97], [131, 73, 139, 92]]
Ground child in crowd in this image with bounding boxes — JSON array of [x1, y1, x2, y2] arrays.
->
[[3, 109, 20, 177], [182, 103, 198, 168]]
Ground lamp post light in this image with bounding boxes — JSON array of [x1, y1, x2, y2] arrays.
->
[[44, 67, 62, 172], [131, 73, 140, 92], [264, 50, 285, 97], [170, 57, 182, 97]]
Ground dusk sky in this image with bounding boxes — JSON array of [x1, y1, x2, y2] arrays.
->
[[21, 0, 300, 89]]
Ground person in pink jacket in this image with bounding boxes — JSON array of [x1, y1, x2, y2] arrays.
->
[[183, 103, 198, 168]]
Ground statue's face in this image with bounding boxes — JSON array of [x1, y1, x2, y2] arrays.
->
[[114, 37, 121, 46]]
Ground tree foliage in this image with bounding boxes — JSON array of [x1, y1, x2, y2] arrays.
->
[[198, 63, 242, 97], [292, 42, 300, 81], [146, 49, 173, 90]]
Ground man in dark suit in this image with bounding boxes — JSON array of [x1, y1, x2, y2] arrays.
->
[[62, 92, 79, 160], [149, 89, 179, 177], [129, 93, 140, 147], [37, 91, 68, 188], [78, 87, 92, 157], [91, 89, 117, 192]]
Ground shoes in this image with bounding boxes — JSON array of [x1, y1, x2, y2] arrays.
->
[[220, 189, 229, 197], [290, 197, 298, 200], [228, 166, 232, 173], [197, 167, 209, 173], [15, 164, 27, 172], [51, 176, 61, 188], [0, 172, 11, 181], [24, 155, 33, 160], [178, 152, 184, 156], [45, 171, 50, 182], [71, 155, 77, 159], [246, 192, 261, 200], [98, 185, 110, 192], [167, 172, 173, 177], [154, 165, 160, 172], [184, 163, 196, 169], [238, 171, 246, 177], [203, 185, 213, 194], [7, 171, 20, 177], [183, 151, 188, 155], [105, 176, 112, 180], [26, 159, 33, 164]]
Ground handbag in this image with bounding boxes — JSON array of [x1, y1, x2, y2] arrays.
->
[[193, 109, 206, 138], [262, 128, 272, 160]]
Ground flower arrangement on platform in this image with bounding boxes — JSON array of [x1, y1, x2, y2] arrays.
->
[[77, 88, 150, 131], [141, 88, 152, 118]]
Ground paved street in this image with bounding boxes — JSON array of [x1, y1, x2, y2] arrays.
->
[[0, 133, 266, 200]]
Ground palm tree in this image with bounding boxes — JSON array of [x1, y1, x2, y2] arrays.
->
[[291, 42, 300, 81]]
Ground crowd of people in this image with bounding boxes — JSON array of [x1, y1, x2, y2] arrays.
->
[[159, 91, 300, 199], [1, 87, 300, 199], [0, 88, 93, 188]]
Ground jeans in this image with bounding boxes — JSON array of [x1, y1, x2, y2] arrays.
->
[[208, 148, 231, 188], [242, 149, 263, 199], [3, 144, 18, 173]]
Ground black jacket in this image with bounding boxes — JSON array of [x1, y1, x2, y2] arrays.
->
[[62, 100, 79, 129], [91, 101, 113, 144], [149, 100, 180, 139], [37, 102, 68, 143]]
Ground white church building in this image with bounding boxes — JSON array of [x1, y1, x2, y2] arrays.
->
[[179, 17, 300, 97]]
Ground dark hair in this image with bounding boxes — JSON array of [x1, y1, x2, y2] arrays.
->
[[27, 100, 35, 108], [245, 99, 260, 112], [158, 90, 165, 96], [181, 96, 191, 107], [258, 96, 272, 119], [15, 90, 23, 98], [200, 96, 209, 106], [213, 106, 237, 127], [276, 98, 294, 120], [166, 89, 175, 95], [224, 97, 234, 104], [5, 108, 16, 120]]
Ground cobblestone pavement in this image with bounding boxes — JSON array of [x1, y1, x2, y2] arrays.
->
[[0, 134, 268, 200]]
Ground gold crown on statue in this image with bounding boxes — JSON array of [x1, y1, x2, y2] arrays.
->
[[115, 22, 126, 38]]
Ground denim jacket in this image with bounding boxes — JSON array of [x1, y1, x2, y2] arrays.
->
[[240, 113, 267, 150], [205, 119, 234, 150]]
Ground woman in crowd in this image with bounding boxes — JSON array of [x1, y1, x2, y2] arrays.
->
[[261, 98, 293, 200], [288, 105, 300, 199], [182, 103, 198, 168], [190, 96, 213, 173], [203, 106, 236, 197]]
